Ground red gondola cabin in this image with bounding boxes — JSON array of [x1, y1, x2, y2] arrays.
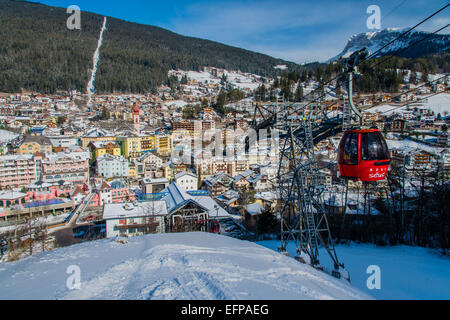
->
[[209, 220, 220, 233], [337, 129, 390, 181]]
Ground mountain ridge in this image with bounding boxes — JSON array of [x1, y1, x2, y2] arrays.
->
[[328, 28, 450, 62], [0, 0, 305, 94]]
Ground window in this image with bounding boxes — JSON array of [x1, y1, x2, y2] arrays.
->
[[361, 132, 389, 161], [341, 133, 359, 165]]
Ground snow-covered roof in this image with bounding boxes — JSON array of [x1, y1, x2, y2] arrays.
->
[[162, 182, 233, 218], [174, 171, 197, 180], [245, 202, 265, 215], [387, 138, 444, 156], [0, 191, 26, 200], [0, 154, 34, 161], [162, 183, 203, 213], [142, 177, 169, 185], [0, 129, 19, 143], [43, 151, 90, 163], [103, 201, 168, 220], [192, 195, 232, 218], [255, 191, 280, 201]]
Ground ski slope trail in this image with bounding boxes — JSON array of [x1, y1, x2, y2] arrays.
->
[[0, 233, 371, 300], [86, 16, 107, 105]]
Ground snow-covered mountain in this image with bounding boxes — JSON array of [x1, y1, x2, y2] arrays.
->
[[329, 28, 450, 62], [0, 232, 370, 300]]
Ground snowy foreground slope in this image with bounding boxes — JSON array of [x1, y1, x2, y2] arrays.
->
[[259, 241, 450, 300], [0, 233, 370, 300]]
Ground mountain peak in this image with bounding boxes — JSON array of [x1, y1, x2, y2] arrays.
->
[[328, 28, 450, 62]]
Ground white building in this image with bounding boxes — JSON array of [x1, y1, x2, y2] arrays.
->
[[103, 201, 168, 238], [141, 153, 163, 167], [97, 154, 129, 178], [141, 153, 163, 178], [247, 174, 272, 191], [174, 171, 198, 191], [48, 135, 79, 149]]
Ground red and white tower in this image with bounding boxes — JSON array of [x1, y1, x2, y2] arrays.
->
[[133, 104, 140, 133]]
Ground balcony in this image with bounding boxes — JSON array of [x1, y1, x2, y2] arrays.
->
[[115, 222, 159, 231]]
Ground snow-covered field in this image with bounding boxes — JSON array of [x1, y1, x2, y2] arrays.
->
[[367, 93, 450, 116], [385, 137, 445, 154], [258, 241, 450, 300], [170, 69, 263, 91], [0, 233, 370, 300]]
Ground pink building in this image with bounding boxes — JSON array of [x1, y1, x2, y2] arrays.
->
[[41, 151, 89, 185], [74, 179, 135, 208], [27, 182, 74, 201], [0, 191, 30, 208], [0, 151, 90, 190], [0, 154, 37, 189]]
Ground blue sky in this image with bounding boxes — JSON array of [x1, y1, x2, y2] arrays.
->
[[37, 0, 449, 63]]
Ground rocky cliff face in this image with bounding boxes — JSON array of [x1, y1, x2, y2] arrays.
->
[[329, 28, 450, 62]]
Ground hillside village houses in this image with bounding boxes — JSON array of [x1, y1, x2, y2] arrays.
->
[[0, 67, 447, 241]]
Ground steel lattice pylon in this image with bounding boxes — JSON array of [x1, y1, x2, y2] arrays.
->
[[271, 100, 347, 279]]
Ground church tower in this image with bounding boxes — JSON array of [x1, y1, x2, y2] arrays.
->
[[133, 104, 140, 133]]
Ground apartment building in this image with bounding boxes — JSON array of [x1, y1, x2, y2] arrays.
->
[[18, 134, 52, 155], [117, 133, 142, 159], [174, 171, 198, 191], [96, 154, 129, 178], [0, 154, 37, 189], [89, 141, 121, 160], [80, 128, 116, 147], [41, 152, 89, 185]]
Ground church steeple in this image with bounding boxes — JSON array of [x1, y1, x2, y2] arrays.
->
[[133, 104, 140, 133]]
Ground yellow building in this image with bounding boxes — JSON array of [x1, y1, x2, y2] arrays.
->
[[81, 136, 116, 148], [117, 134, 142, 159], [163, 162, 174, 180], [18, 135, 53, 155], [88, 141, 121, 160], [141, 132, 173, 156], [141, 135, 157, 153], [81, 129, 116, 147], [128, 162, 137, 179], [156, 133, 172, 156]]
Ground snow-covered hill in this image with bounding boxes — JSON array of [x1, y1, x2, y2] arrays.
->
[[329, 28, 450, 62], [367, 92, 450, 116], [259, 240, 450, 300], [0, 233, 370, 300]]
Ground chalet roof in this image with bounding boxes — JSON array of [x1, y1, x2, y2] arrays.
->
[[84, 128, 112, 138], [204, 172, 233, 186], [89, 141, 119, 149], [70, 186, 85, 198], [103, 201, 168, 220], [161, 182, 232, 218], [174, 171, 197, 180], [162, 182, 202, 214], [22, 134, 52, 145], [245, 202, 265, 215]]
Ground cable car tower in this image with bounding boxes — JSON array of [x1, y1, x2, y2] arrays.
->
[[251, 4, 447, 280], [252, 49, 376, 281], [275, 101, 346, 279]]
